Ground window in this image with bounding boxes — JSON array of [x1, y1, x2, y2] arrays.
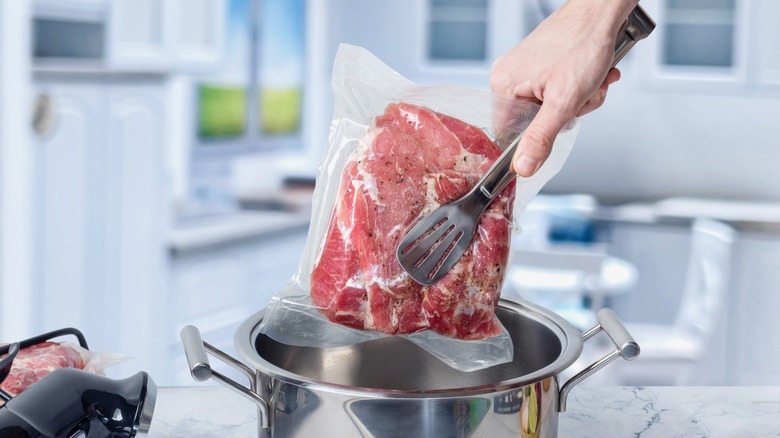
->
[[427, 0, 489, 61], [195, 0, 306, 152], [632, 1, 780, 96], [662, 0, 736, 67], [258, 0, 305, 136]]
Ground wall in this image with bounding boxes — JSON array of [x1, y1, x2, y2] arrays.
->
[[547, 69, 780, 203]]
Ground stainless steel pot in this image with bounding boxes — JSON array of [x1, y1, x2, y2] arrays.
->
[[181, 298, 638, 437]]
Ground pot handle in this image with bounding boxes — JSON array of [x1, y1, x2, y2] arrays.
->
[[181, 325, 271, 429], [558, 308, 640, 412]]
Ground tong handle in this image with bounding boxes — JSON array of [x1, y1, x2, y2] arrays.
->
[[613, 5, 656, 68], [478, 134, 523, 199]]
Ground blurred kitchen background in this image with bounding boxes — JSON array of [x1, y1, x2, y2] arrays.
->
[[1, 0, 778, 387]]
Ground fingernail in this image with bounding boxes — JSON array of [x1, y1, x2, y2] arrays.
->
[[514, 153, 539, 177]]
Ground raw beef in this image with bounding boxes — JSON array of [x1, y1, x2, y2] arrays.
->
[[311, 102, 515, 340], [0, 342, 86, 399]]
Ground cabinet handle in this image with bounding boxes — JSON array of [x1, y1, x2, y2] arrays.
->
[[32, 92, 57, 138]]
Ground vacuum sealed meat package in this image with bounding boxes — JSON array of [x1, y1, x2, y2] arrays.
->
[[311, 102, 515, 340], [0, 341, 128, 400], [259, 44, 580, 371]]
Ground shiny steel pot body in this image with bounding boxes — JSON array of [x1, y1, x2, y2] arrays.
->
[[181, 298, 639, 438], [254, 368, 561, 437]]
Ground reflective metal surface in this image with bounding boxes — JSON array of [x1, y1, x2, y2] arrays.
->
[[236, 298, 578, 437], [181, 325, 271, 429], [251, 371, 560, 437], [180, 298, 638, 437], [239, 299, 581, 394], [558, 308, 640, 411]]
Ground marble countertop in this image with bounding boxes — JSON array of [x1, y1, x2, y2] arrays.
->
[[148, 386, 780, 437]]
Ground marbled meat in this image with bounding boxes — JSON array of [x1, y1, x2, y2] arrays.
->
[[311, 102, 515, 340], [0, 342, 86, 398]]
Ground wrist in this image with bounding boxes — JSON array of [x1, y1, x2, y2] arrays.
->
[[566, 0, 640, 36], [602, 0, 641, 32]]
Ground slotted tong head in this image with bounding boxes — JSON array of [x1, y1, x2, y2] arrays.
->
[[397, 5, 655, 286]]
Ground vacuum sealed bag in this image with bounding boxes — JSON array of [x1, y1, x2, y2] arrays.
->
[[0, 341, 128, 400], [259, 44, 580, 371]]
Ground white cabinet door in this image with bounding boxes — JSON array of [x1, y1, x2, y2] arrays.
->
[[754, 0, 780, 87], [602, 220, 780, 385], [105, 83, 169, 379], [107, 0, 168, 68], [634, 0, 756, 93], [169, 250, 252, 386], [32, 78, 169, 380], [603, 222, 691, 324], [167, 0, 226, 69], [727, 234, 780, 385], [107, 0, 226, 71], [32, 82, 107, 341]]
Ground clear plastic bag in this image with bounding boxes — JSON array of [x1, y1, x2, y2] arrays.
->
[[259, 44, 580, 372], [0, 341, 129, 399]]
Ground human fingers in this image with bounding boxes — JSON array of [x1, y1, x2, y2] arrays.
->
[[490, 55, 542, 143], [513, 98, 576, 177], [605, 67, 621, 85], [577, 68, 621, 116], [491, 93, 542, 149], [577, 86, 608, 116]]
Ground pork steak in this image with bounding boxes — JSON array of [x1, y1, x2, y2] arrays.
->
[[311, 102, 515, 340], [0, 342, 86, 399]]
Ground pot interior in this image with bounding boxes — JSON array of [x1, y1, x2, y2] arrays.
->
[[252, 302, 579, 392]]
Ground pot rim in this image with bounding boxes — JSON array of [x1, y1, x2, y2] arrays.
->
[[234, 297, 583, 398]]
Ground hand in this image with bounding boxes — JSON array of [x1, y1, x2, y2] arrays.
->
[[490, 0, 637, 176]]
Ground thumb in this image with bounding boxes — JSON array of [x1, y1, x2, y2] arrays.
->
[[513, 101, 573, 177]]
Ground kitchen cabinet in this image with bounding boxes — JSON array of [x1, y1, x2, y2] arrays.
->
[[33, 82, 102, 335], [598, 217, 780, 385], [166, 225, 308, 386], [634, 0, 780, 95], [33, 0, 226, 71], [31, 74, 169, 380], [727, 233, 780, 385], [108, 0, 226, 71], [319, 0, 526, 89], [29, 74, 310, 386], [753, 0, 780, 88], [597, 222, 691, 324]]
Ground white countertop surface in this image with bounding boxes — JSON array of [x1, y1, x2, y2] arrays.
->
[[597, 197, 780, 233], [169, 210, 310, 254], [148, 386, 780, 437]]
